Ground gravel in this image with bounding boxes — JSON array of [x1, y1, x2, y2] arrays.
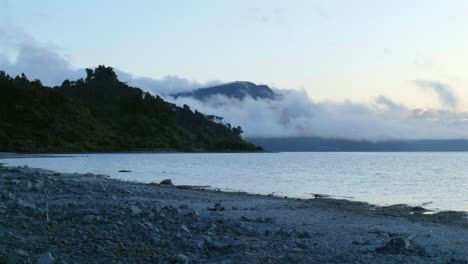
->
[[0, 162, 467, 263]]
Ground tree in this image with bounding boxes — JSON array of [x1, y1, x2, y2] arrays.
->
[[85, 68, 94, 82], [232, 126, 243, 136]]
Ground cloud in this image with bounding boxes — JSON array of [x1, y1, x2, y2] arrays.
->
[[247, 6, 283, 24], [115, 70, 221, 95], [0, 26, 218, 94], [0, 27, 84, 85], [414, 80, 459, 109], [166, 90, 468, 140]]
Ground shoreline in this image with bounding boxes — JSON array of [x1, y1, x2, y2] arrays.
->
[[0, 163, 467, 263], [1, 152, 467, 215]]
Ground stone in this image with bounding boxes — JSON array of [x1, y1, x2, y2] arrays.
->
[[185, 210, 200, 220], [449, 256, 468, 264], [34, 180, 45, 190], [15, 249, 29, 257], [36, 252, 55, 264], [208, 203, 225, 211], [82, 215, 96, 224], [1, 192, 16, 200], [181, 224, 190, 233], [176, 254, 189, 264], [160, 179, 173, 185], [209, 236, 241, 249], [130, 205, 142, 216], [25, 180, 34, 190], [17, 199, 36, 210], [133, 222, 149, 234], [376, 237, 426, 256], [297, 231, 311, 239]]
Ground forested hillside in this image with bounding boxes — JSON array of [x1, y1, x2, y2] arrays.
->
[[0, 66, 261, 152]]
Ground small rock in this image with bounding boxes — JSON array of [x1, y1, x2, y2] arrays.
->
[[15, 249, 29, 257], [17, 199, 36, 210], [181, 224, 190, 233], [82, 215, 97, 224], [1, 192, 16, 200], [185, 210, 200, 219], [24, 180, 34, 190], [352, 239, 370, 245], [255, 217, 275, 223], [376, 237, 426, 256], [37, 252, 55, 264], [34, 180, 44, 190], [160, 179, 173, 185], [297, 231, 311, 239], [449, 256, 468, 264], [133, 222, 149, 234], [176, 254, 189, 264], [209, 236, 241, 249], [130, 205, 142, 216], [208, 203, 225, 211]]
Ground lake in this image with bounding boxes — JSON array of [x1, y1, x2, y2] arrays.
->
[[2, 152, 467, 212]]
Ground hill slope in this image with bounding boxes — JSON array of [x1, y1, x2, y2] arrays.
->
[[0, 67, 261, 152]]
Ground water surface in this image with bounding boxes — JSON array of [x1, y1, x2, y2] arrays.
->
[[2, 152, 467, 212]]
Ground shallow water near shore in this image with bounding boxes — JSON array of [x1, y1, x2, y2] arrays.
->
[[2, 152, 468, 212]]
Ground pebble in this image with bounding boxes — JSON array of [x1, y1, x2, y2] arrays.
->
[[36, 252, 55, 264], [0, 165, 466, 264]]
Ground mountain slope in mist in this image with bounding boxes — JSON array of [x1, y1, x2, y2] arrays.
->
[[171, 81, 278, 101]]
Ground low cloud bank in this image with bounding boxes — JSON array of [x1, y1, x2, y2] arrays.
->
[[167, 90, 468, 140], [116, 70, 221, 96]]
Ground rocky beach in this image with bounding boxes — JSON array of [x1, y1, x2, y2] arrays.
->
[[0, 155, 467, 263]]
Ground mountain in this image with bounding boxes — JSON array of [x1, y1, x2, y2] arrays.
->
[[0, 66, 262, 153], [171, 81, 278, 101], [248, 137, 468, 152]]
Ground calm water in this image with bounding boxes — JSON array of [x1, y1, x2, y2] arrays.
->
[[2, 152, 468, 212]]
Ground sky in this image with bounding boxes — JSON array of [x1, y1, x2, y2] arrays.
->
[[3, 1, 468, 140], [2, 0, 468, 110]]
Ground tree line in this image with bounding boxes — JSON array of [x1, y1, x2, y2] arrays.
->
[[0, 66, 262, 153]]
